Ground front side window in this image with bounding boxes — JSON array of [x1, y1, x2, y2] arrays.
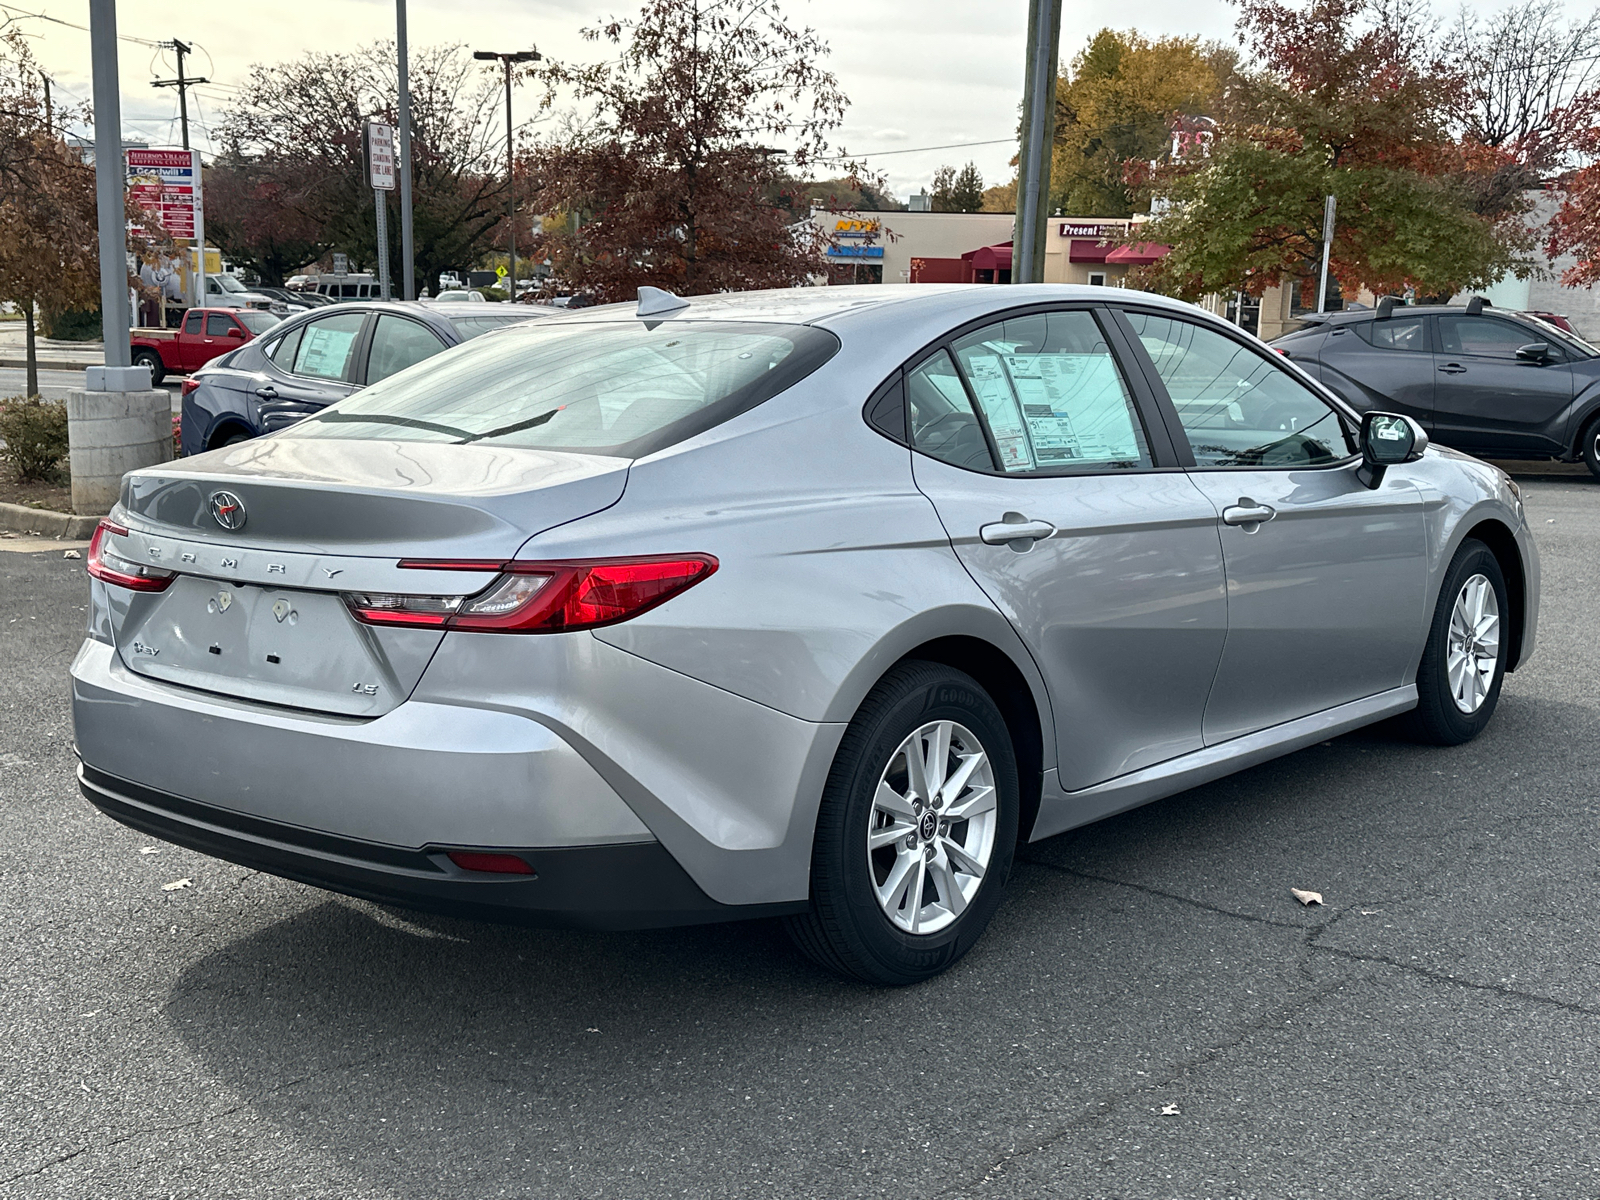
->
[[286, 320, 838, 459], [1355, 316, 1428, 352], [206, 313, 236, 337], [1124, 311, 1355, 468], [365, 315, 447, 385], [290, 312, 366, 381], [1439, 315, 1548, 360], [949, 309, 1150, 472]]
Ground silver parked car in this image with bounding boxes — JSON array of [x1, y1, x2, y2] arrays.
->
[[72, 285, 1539, 984]]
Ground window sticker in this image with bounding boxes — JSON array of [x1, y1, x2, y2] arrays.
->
[[1004, 353, 1140, 464], [964, 353, 1035, 471], [297, 326, 358, 378]]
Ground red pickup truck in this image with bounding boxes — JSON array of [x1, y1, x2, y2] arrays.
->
[[129, 307, 282, 385]]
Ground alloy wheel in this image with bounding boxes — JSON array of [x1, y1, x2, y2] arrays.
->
[[1446, 572, 1501, 714], [867, 720, 997, 935]]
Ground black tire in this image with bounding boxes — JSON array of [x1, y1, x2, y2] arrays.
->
[[1407, 538, 1510, 745], [1581, 415, 1600, 479], [785, 661, 1020, 986], [132, 349, 164, 387], [212, 430, 252, 450]]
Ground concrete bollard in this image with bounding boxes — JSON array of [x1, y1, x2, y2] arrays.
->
[[66, 388, 172, 516]]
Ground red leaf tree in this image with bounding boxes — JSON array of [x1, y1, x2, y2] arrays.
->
[[527, 0, 849, 302]]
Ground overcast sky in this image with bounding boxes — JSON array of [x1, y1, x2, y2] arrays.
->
[[7, 0, 1518, 202]]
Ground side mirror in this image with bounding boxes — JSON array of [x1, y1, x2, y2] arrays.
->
[[227, 326, 246, 338], [1356, 411, 1428, 489], [1515, 342, 1551, 364]]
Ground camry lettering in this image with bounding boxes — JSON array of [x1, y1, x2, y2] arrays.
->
[[181, 552, 197, 564], [267, 564, 286, 575], [220, 557, 238, 570]]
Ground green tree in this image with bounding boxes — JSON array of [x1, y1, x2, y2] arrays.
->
[[1053, 29, 1223, 217], [929, 162, 983, 212], [1136, 0, 1529, 300]]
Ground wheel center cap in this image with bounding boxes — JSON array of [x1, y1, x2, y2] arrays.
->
[[918, 811, 939, 842]]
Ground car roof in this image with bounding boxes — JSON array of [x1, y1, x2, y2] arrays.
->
[[530, 283, 1207, 331], [1311, 304, 1538, 327]]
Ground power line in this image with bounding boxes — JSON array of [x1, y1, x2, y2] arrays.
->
[[813, 137, 1015, 164], [0, 2, 163, 46], [150, 37, 207, 150]]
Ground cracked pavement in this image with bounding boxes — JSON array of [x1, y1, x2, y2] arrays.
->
[[2, 467, 1597, 1199]]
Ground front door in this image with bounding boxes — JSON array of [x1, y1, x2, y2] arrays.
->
[[905, 307, 1229, 791], [1432, 314, 1574, 455], [1116, 308, 1430, 743]]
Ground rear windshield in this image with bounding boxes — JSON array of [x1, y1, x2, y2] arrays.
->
[[446, 312, 536, 340], [284, 320, 839, 458]]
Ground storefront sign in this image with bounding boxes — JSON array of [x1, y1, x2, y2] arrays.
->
[[827, 244, 885, 259], [126, 149, 201, 241], [1058, 221, 1127, 239]]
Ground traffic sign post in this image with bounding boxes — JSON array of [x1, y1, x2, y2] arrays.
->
[[364, 122, 397, 300]]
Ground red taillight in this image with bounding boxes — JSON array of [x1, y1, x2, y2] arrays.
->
[[180, 378, 201, 396], [345, 555, 718, 633], [86, 521, 177, 592], [446, 851, 535, 875]]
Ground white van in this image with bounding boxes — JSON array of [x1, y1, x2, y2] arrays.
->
[[310, 274, 383, 301]]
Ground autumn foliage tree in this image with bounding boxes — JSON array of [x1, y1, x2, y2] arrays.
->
[[1053, 30, 1225, 217], [0, 28, 159, 392], [527, 0, 848, 301], [217, 43, 516, 292], [1135, 0, 1526, 302]]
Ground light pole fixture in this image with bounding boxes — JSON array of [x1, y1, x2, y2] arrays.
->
[[473, 48, 540, 302]]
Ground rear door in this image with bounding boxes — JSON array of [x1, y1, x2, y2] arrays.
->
[[254, 309, 369, 420], [905, 305, 1229, 790], [1317, 313, 1437, 424], [1115, 308, 1429, 743], [177, 309, 205, 371], [1433, 313, 1574, 455]]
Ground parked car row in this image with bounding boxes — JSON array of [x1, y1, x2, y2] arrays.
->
[[1272, 297, 1600, 476]]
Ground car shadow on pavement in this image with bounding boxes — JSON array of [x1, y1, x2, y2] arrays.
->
[[156, 692, 1588, 1198]]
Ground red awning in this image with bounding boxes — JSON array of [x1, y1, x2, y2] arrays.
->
[[1068, 238, 1114, 263], [1104, 242, 1171, 265], [961, 242, 1013, 271]]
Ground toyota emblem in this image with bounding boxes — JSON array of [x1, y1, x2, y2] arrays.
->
[[209, 490, 247, 531]]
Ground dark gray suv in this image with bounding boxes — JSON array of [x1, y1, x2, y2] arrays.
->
[[1271, 300, 1600, 476]]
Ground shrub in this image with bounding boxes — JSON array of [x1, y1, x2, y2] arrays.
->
[[38, 307, 103, 341], [172, 413, 183, 458], [0, 395, 70, 482], [475, 287, 508, 302]]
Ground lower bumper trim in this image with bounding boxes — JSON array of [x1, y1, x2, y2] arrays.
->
[[79, 764, 806, 930]]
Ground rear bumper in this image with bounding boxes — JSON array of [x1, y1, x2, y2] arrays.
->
[[80, 763, 801, 929]]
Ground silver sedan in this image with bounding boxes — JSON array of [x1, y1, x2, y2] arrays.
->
[[71, 285, 1539, 984]]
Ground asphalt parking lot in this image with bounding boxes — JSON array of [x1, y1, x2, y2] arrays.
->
[[2, 466, 1596, 1200]]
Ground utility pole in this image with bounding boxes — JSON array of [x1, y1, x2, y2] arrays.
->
[[397, 0, 415, 299], [151, 39, 207, 151], [1014, 0, 1063, 284], [1316, 194, 1337, 314], [473, 48, 539, 301]]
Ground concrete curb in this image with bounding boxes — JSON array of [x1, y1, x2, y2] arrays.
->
[[0, 359, 99, 372], [0, 500, 103, 539]]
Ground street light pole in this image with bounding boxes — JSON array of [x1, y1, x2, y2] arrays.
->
[[397, 0, 415, 299], [88, 0, 132, 378], [1015, 0, 1063, 284], [473, 49, 539, 301]]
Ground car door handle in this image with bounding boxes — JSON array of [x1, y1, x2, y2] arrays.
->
[[1222, 502, 1276, 527], [255, 385, 278, 400], [1438, 363, 1467, 374], [979, 515, 1057, 546]]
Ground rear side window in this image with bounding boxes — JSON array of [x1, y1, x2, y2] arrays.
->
[[287, 320, 839, 458], [948, 309, 1150, 472], [1354, 316, 1428, 351], [270, 324, 304, 368], [183, 310, 202, 335], [291, 312, 366, 380]]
